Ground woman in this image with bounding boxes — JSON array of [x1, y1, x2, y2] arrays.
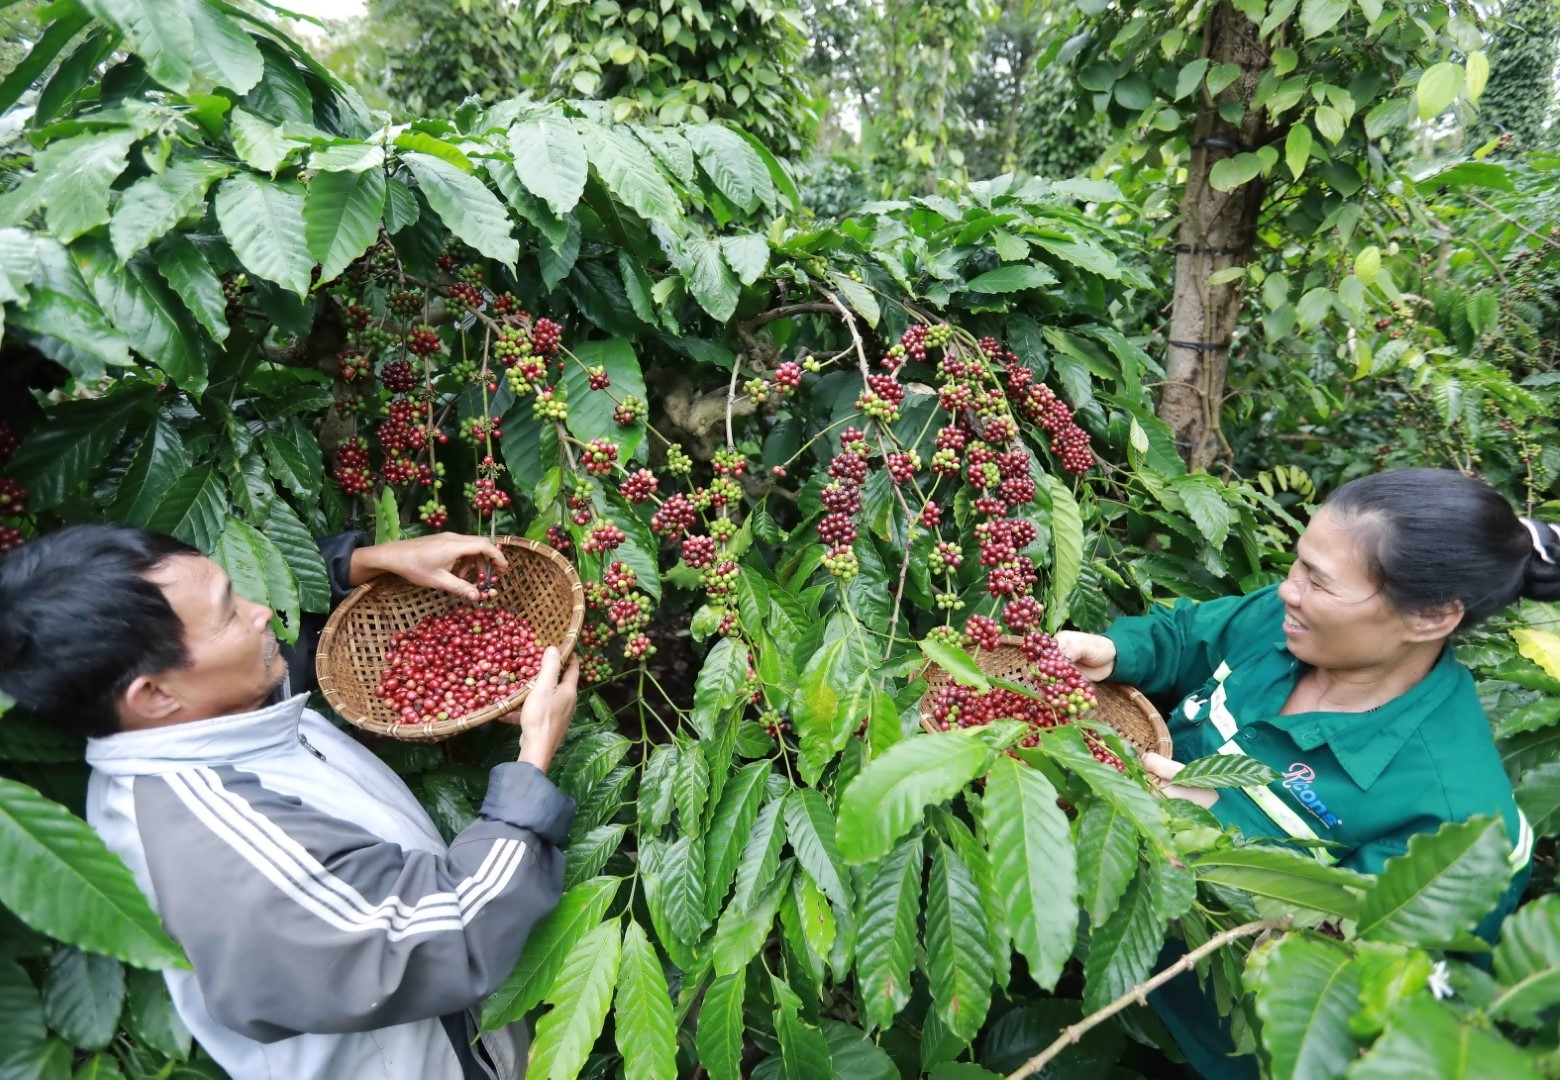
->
[[1057, 468, 1560, 1077]]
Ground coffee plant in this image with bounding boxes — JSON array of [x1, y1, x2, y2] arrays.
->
[[0, 3, 1558, 1079]]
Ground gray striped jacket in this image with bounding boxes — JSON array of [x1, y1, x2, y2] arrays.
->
[[84, 691, 573, 1079]]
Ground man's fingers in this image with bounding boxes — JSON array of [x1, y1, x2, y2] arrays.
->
[[429, 569, 482, 601], [533, 646, 561, 692], [1141, 752, 1183, 780], [558, 655, 580, 697]]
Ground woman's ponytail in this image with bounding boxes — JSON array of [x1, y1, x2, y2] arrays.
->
[[1519, 518, 1560, 602]]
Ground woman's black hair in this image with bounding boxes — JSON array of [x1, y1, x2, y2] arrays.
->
[[1324, 468, 1560, 629], [0, 525, 199, 738]]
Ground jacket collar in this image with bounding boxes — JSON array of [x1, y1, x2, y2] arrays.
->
[[86, 693, 311, 776], [1264, 645, 1465, 791]]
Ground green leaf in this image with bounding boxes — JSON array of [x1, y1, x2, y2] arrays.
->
[[918, 638, 990, 692], [110, 159, 232, 263], [1043, 474, 1084, 629], [563, 337, 648, 463], [214, 173, 313, 298], [1286, 123, 1313, 180], [1298, 0, 1349, 38], [507, 115, 589, 217], [230, 108, 293, 174], [402, 152, 518, 267], [1175, 59, 1210, 100], [155, 234, 230, 344], [76, 242, 206, 393], [720, 234, 769, 287], [260, 499, 329, 612], [637, 744, 678, 835], [673, 740, 710, 838], [1351, 996, 1539, 1079], [72, 1053, 124, 1080], [5, 390, 151, 512], [214, 516, 299, 642], [185, 0, 263, 94], [383, 177, 420, 232], [773, 977, 834, 1078], [577, 120, 681, 227], [305, 167, 385, 285], [829, 272, 880, 328], [42, 948, 123, 1051], [855, 835, 921, 1029], [2, 131, 137, 244], [1492, 894, 1560, 1027], [1208, 152, 1265, 192], [728, 797, 786, 909], [0, 959, 49, 1078], [696, 973, 746, 1080], [1077, 797, 1138, 924], [1173, 754, 1280, 788], [0, 227, 37, 308], [123, 967, 189, 1058], [705, 762, 770, 915], [784, 790, 853, 913], [985, 757, 1077, 989], [1193, 846, 1367, 918], [145, 466, 226, 551], [728, 124, 800, 210], [1417, 62, 1465, 120], [1206, 62, 1242, 95], [687, 123, 772, 213], [925, 839, 993, 1043], [1312, 104, 1345, 144], [1029, 726, 1170, 849], [0, 6, 93, 116], [108, 415, 190, 527], [1356, 816, 1511, 947], [964, 264, 1059, 294], [614, 921, 675, 1080], [562, 824, 626, 892], [310, 142, 384, 173], [691, 636, 749, 741], [1253, 934, 1363, 1079], [528, 920, 621, 1080], [81, 0, 194, 90], [0, 778, 185, 969], [684, 236, 740, 322], [836, 731, 993, 865], [1082, 863, 1164, 1011], [6, 288, 128, 378], [1365, 97, 1411, 139], [480, 876, 620, 1028], [711, 860, 790, 977]]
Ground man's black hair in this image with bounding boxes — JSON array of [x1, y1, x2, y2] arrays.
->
[[0, 525, 199, 737], [1326, 468, 1560, 629]]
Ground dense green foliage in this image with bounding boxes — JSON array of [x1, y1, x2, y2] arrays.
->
[[0, 0, 1557, 1078]]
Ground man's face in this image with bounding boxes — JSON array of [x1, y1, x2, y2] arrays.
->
[[135, 554, 289, 723]]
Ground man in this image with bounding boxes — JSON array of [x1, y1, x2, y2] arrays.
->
[[0, 525, 578, 1079]]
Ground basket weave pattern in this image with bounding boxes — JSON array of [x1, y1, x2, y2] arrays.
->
[[317, 536, 585, 742], [919, 635, 1172, 758]]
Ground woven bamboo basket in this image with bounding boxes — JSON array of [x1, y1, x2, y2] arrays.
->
[[919, 634, 1172, 758], [317, 536, 585, 742]]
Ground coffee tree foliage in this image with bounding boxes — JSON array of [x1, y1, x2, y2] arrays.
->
[[0, 2, 1558, 1079]]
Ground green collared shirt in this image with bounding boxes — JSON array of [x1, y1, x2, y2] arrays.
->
[[1105, 585, 1531, 891]]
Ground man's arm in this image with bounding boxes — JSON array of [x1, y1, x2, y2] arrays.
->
[[134, 760, 573, 1039]]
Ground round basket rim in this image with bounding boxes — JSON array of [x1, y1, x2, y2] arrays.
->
[[316, 535, 585, 742], [917, 633, 1172, 758]]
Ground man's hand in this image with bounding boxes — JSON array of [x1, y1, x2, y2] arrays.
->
[[349, 533, 509, 602], [1141, 752, 1219, 809], [502, 646, 579, 774], [1054, 631, 1117, 682]]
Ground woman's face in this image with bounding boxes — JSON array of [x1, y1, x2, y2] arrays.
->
[[1275, 508, 1429, 671]]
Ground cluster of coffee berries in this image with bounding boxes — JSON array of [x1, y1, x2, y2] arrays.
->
[[0, 423, 24, 553], [332, 438, 375, 495], [446, 281, 483, 309], [338, 350, 372, 382], [578, 561, 654, 680], [613, 396, 646, 426], [581, 439, 619, 476], [388, 289, 423, 319], [651, 493, 698, 537], [985, 341, 1092, 474], [406, 325, 441, 357], [587, 366, 611, 391], [620, 469, 658, 503], [379, 359, 418, 394], [533, 386, 569, 422], [583, 522, 626, 554], [855, 373, 907, 423], [468, 477, 511, 516], [373, 605, 546, 725]]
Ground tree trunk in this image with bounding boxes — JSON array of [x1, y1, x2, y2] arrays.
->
[[1161, 2, 1272, 470]]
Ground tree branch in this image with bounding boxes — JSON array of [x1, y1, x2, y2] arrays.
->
[[1005, 918, 1289, 1080]]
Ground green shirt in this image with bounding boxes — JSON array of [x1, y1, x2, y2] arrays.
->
[[1104, 585, 1532, 886]]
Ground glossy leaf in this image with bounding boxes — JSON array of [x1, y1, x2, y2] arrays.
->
[[1082, 863, 1163, 1011], [508, 115, 589, 216], [855, 835, 922, 1029], [696, 973, 746, 1080], [305, 167, 386, 285], [562, 338, 648, 464], [984, 757, 1076, 988], [1356, 816, 1511, 946], [145, 466, 227, 551], [688, 123, 772, 212], [614, 921, 676, 1080], [925, 839, 993, 1044], [705, 761, 771, 915], [772, 977, 834, 1079], [528, 920, 621, 1080], [1043, 474, 1083, 628], [82, 0, 194, 90], [1172, 754, 1281, 788], [42, 948, 123, 1051], [836, 731, 993, 865], [110, 159, 232, 263], [1252, 933, 1363, 1080], [1492, 894, 1560, 1027], [784, 790, 853, 912], [1193, 846, 1367, 919], [480, 876, 620, 1028], [155, 234, 230, 344], [402, 151, 519, 267], [1076, 797, 1138, 924], [214, 173, 313, 299]]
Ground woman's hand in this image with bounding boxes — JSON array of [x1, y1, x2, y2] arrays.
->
[[1054, 631, 1117, 682], [349, 533, 509, 601], [502, 647, 580, 774], [1141, 752, 1219, 809]]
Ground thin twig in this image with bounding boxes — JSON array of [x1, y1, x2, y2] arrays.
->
[[1005, 918, 1288, 1080], [820, 288, 873, 387], [1464, 193, 1560, 254]]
